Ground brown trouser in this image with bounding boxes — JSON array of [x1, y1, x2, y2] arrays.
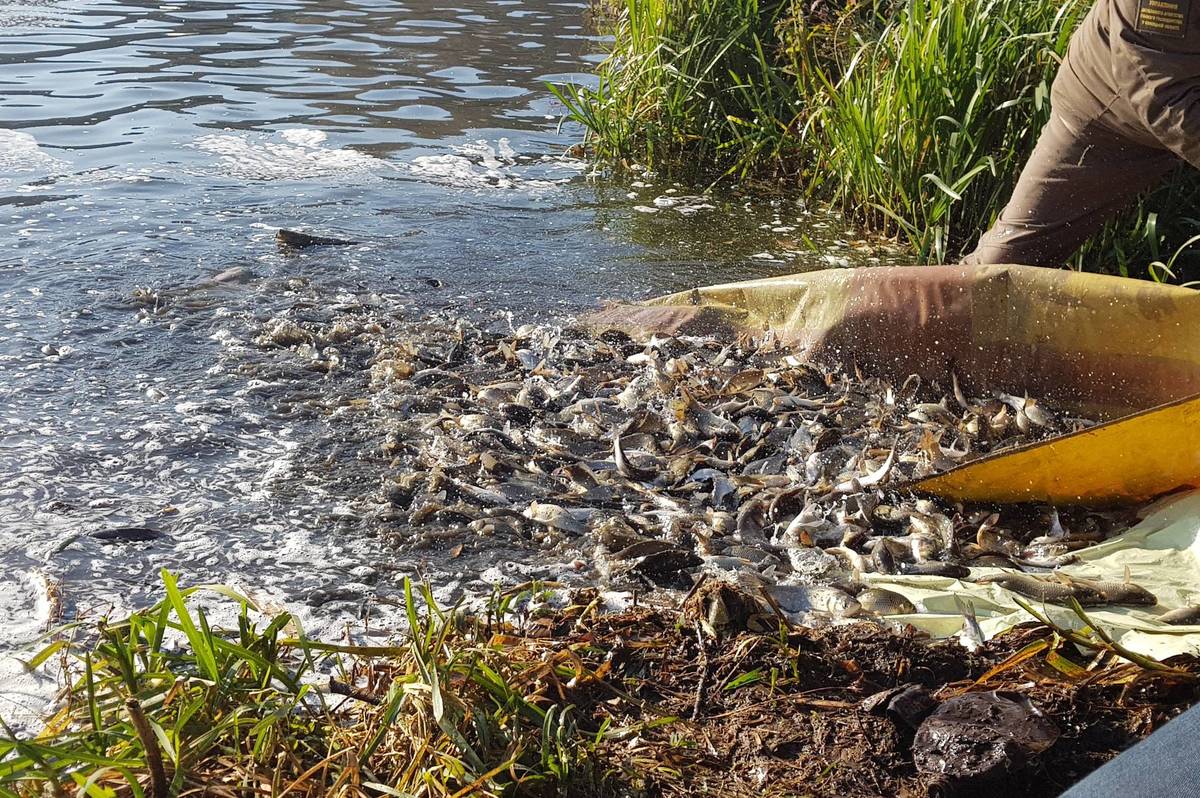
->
[[962, 104, 1182, 266], [963, 0, 1200, 267]]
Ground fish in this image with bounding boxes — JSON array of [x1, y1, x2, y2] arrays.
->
[[261, 304, 1127, 627], [950, 371, 976, 412], [955, 596, 985, 653], [974, 572, 1105, 605], [276, 228, 358, 248], [857, 588, 916, 616], [765, 584, 861, 618], [1063, 568, 1157, 606], [1159, 606, 1200, 625], [522, 502, 588, 536], [825, 546, 869, 573], [672, 386, 741, 439], [91, 526, 166, 543], [831, 443, 896, 495], [899, 561, 970, 579], [907, 402, 958, 425], [613, 427, 656, 482]]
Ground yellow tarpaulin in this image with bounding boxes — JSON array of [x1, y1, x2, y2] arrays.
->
[[914, 394, 1200, 504], [586, 264, 1200, 504]]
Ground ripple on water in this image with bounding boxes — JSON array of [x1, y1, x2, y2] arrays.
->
[[385, 103, 453, 121]]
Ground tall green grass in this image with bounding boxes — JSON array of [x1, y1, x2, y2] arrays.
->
[[560, 0, 1200, 274], [801, 0, 1083, 262], [553, 0, 805, 178]]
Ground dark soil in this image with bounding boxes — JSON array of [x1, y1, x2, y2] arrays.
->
[[529, 591, 1200, 798]]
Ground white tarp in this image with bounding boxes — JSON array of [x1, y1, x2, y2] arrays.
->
[[865, 490, 1200, 659]]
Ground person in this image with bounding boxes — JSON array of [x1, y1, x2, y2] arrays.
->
[[963, 0, 1200, 267]]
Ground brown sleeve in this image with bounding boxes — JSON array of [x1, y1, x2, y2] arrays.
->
[[1109, 2, 1200, 168]]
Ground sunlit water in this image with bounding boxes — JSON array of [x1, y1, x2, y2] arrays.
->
[[0, 0, 899, 722]]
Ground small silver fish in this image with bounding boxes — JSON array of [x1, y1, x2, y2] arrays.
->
[[765, 584, 861, 618], [1160, 606, 1200, 625], [955, 596, 985, 653]]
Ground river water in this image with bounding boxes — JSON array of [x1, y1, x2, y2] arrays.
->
[[0, 0, 894, 722]]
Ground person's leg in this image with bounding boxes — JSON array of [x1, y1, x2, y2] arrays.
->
[[1058, 702, 1200, 797], [962, 110, 1181, 267]]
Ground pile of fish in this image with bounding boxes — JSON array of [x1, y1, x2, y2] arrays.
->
[[254, 308, 1156, 622]]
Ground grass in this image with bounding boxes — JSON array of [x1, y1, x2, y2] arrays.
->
[[551, 0, 805, 179], [799, 0, 1082, 262], [0, 572, 610, 798], [4, 572, 1199, 797], [556, 0, 1200, 274]]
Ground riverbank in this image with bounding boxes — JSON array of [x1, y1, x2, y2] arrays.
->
[[555, 0, 1200, 273], [4, 571, 1197, 798]]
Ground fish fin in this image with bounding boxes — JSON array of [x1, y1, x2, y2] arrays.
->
[[954, 596, 985, 652], [1125, 564, 1133, 584], [1048, 508, 1065, 540]]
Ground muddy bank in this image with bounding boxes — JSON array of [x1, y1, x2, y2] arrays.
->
[[560, 596, 1197, 797], [7, 578, 1196, 798]]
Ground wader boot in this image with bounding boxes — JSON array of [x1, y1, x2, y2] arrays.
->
[[964, 0, 1200, 267]]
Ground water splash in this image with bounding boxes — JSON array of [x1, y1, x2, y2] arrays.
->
[[192, 130, 388, 181]]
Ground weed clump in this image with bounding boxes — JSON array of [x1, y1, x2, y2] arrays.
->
[[0, 575, 605, 798]]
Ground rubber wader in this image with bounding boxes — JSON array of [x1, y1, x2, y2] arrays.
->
[[964, 0, 1200, 266]]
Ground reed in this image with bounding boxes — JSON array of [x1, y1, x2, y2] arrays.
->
[[0, 572, 608, 798], [801, 0, 1083, 262], [552, 0, 805, 179], [559, 0, 1200, 273]]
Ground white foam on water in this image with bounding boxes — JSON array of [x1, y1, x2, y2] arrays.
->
[[399, 138, 576, 193], [0, 569, 61, 735], [279, 128, 329, 148], [192, 130, 388, 181], [0, 129, 69, 178]]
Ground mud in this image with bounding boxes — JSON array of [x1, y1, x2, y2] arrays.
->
[[525, 594, 1200, 797]]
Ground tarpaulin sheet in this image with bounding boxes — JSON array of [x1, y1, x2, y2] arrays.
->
[[914, 393, 1200, 503], [589, 264, 1200, 416], [863, 490, 1200, 658], [586, 264, 1200, 504]]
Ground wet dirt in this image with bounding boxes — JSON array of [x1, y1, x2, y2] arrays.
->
[[526, 596, 1200, 798]]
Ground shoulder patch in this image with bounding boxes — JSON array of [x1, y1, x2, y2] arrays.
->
[[1136, 0, 1190, 38]]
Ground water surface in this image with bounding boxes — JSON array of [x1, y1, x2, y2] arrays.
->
[[0, 0, 893, 722]]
